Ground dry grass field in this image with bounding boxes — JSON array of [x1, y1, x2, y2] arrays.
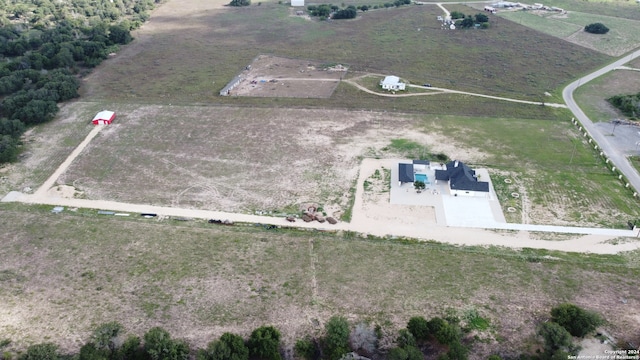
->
[[0, 205, 638, 357], [81, 0, 609, 106], [3, 0, 640, 356]]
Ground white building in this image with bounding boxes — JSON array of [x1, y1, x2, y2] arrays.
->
[[380, 76, 406, 91], [291, 0, 304, 6]]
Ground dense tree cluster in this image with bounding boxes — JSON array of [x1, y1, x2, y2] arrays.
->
[[608, 92, 640, 119], [0, 304, 607, 360], [332, 6, 357, 19], [307, 0, 410, 18], [584, 22, 609, 34], [0, 0, 156, 163], [229, 0, 251, 7], [453, 12, 490, 29]]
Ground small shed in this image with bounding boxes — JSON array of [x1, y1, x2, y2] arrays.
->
[[92, 110, 116, 125], [291, 0, 305, 6]]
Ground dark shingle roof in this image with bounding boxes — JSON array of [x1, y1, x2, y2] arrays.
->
[[436, 160, 489, 192], [399, 163, 414, 183]]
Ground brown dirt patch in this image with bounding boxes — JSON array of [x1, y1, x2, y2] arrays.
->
[[230, 55, 347, 98]]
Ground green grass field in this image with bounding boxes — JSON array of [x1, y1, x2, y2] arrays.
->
[[85, 1, 610, 108], [416, 113, 640, 227], [497, 9, 640, 56], [0, 204, 638, 356]]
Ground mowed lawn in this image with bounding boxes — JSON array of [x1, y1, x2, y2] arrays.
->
[[83, 0, 610, 108], [0, 205, 638, 357]]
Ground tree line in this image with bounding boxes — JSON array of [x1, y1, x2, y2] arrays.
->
[[0, 303, 620, 360], [0, 0, 160, 163]]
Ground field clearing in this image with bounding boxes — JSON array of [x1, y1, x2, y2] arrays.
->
[[573, 67, 640, 124], [497, 10, 640, 56], [0, 205, 638, 358], [497, 11, 582, 38], [59, 104, 424, 216], [82, 0, 610, 107]]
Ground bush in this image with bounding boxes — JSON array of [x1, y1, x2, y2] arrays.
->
[[198, 333, 248, 360], [550, 304, 602, 337], [247, 326, 281, 360], [229, 0, 251, 6], [407, 317, 429, 342], [143, 327, 189, 360], [475, 13, 488, 23], [323, 316, 351, 360], [294, 339, 315, 360], [584, 23, 609, 34], [537, 322, 573, 353], [395, 329, 416, 349], [19, 343, 60, 360]]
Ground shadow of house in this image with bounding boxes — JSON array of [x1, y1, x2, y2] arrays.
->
[[435, 160, 489, 197]]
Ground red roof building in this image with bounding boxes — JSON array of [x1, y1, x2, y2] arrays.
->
[[92, 110, 116, 125]]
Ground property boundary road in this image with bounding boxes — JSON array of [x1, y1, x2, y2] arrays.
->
[[563, 49, 640, 193]]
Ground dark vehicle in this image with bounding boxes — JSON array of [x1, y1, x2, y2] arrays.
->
[[423, 83, 432, 87]]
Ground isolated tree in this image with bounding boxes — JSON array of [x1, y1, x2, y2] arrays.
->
[[247, 326, 282, 360], [360, 5, 369, 11], [413, 180, 426, 192], [323, 316, 351, 360], [584, 23, 609, 34], [198, 333, 249, 360], [550, 303, 602, 337]]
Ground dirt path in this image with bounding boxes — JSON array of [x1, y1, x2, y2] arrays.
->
[[342, 79, 567, 108], [6, 157, 640, 254], [32, 125, 104, 198]]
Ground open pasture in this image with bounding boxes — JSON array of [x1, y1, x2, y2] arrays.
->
[[82, 0, 609, 108], [496, 8, 640, 56], [0, 205, 638, 357]]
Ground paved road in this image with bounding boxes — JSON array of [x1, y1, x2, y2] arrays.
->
[[563, 49, 640, 193]]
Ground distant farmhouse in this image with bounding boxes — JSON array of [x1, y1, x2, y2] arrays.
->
[[398, 160, 431, 186], [380, 75, 406, 91], [435, 160, 489, 197]]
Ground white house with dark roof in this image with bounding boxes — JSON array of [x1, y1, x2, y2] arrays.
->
[[434, 160, 489, 197], [380, 76, 406, 91]]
